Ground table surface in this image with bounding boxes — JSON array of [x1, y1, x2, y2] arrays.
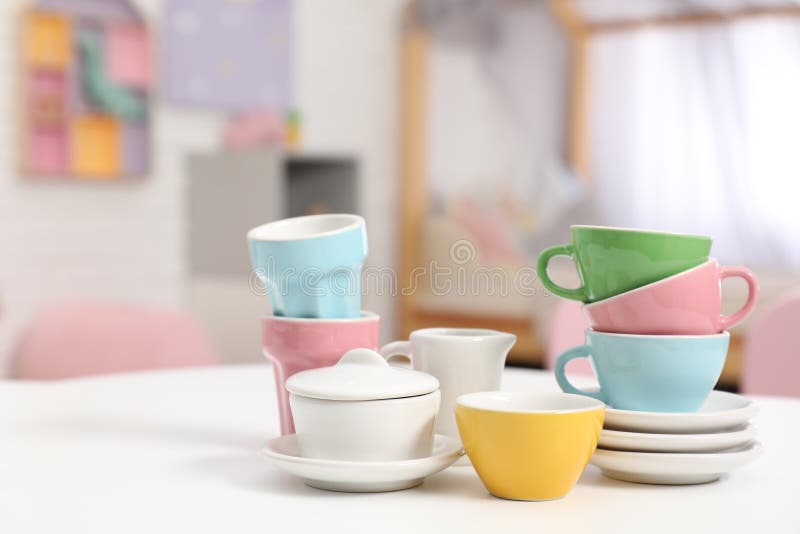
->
[[2, 365, 799, 534]]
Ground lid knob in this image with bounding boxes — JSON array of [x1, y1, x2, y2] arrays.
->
[[337, 348, 389, 368]]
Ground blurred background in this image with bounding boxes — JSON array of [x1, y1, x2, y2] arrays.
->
[[2, 0, 799, 393]]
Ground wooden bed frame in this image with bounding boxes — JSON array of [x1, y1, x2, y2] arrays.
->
[[397, 0, 800, 381]]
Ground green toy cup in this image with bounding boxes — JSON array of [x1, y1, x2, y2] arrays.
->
[[537, 226, 712, 303]]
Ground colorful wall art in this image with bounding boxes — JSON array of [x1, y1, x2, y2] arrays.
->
[[21, 0, 152, 179], [163, 0, 292, 112]]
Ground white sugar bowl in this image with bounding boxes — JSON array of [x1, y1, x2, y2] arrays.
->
[[286, 348, 441, 461]]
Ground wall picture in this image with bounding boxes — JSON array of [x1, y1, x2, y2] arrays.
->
[[163, 0, 292, 112], [21, 0, 152, 179]]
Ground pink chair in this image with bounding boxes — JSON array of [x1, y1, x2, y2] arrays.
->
[[742, 290, 800, 397], [546, 300, 593, 374], [9, 300, 218, 380]]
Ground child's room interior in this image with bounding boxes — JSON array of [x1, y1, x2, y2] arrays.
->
[[3, 0, 800, 531]]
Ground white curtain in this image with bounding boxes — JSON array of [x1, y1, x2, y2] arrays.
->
[[426, 1, 587, 240], [427, 1, 569, 200], [590, 17, 800, 267]]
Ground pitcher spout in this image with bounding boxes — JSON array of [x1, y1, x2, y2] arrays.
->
[[490, 331, 517, 356]]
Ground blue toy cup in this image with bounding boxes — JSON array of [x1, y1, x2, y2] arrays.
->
[[248, 214, 367, 319], [555, 330, 729, 413]]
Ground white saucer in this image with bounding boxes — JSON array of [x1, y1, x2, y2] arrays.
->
[[591, 441, 763, 485], [262, 433, 464, 492], [604, 391, 757, 434], [599, 424, 757, 453]]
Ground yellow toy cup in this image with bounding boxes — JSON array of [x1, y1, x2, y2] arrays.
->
[[455, 392, 605, 501]]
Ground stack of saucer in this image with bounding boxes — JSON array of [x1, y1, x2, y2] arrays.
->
[[592, 390, 761, 484], [538, 225, 763, 485]]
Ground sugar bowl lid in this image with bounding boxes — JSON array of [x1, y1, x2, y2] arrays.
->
[[285, 348, 440, 401]]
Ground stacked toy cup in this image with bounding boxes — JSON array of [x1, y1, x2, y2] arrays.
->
[[537, 225, 760, 480], [248, 214, 377, 435], [538, 225, 759, 412]]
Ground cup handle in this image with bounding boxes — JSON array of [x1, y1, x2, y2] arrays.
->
[[718, 266, 760, 331], [536, 244, 588, 301], [554, 344, 606, 403], [379, 341, 413, 367]]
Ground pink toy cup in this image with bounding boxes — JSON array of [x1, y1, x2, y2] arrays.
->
[[582, 259, 758, 335], [262, 312, 380, 435]]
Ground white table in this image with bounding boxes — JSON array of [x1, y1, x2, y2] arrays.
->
[[2, 365, 798, 534]]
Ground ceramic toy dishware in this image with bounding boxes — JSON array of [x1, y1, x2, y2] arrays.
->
[[286, 349, 440, 462], [591, 441, 763, 485], [603, 391, 758, 433], [262, 434, 464, 492], [248, 214, 367, 318], [555, 330, 729, 412], [537, 225, 712, 303], [379, 328, 516, 442], [583, 259, 759, 335], [455, 392, 604, 501], [599, 424, 757, 453], [262, 312, 380, 435]]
